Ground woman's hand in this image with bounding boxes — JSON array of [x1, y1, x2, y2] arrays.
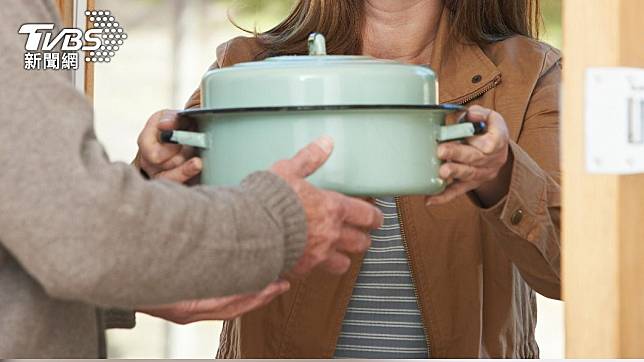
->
[[135, 110, 202, 183], [138, 279, 291, 324], [426, 105, 513, 207]]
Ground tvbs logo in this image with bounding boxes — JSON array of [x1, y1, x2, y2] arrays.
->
[[20, 24, 102, 52], [19, 10, 127, 70]]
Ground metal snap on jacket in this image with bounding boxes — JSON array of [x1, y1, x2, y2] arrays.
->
[[511, 209, 524, 225], [472, 74, 483, 84]]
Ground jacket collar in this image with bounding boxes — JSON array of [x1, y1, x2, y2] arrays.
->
[[241, 8, 502, 105], [429, 8, 501, 104]]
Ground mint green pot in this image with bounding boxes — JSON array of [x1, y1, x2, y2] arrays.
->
[[164, 34, 484, 196]]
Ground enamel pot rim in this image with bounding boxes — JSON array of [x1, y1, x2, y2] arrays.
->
[[179, 104, 466, 119]]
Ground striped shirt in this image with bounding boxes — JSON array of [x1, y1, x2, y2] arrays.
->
[[334, 197, 429, 359]]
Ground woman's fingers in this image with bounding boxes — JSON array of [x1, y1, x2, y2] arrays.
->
[[156, 157, 203, 183], [155, 110, 181, 131], [138, 110, 183, 167], [438, 142, 486, 165], [157, 111, 197, 132], [465, 107, 509, 155], [426, 181, 479, 206], [439, 162, 485, 182], [137, 110, 200, 180], [468, 132, 506, 156], [466, 105, 492, 121], [427, 105, 511, 206], [159, 153, 189, 171], [159, 146, 196, 171]]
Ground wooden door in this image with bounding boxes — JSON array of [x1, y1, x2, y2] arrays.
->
[[54, 0, 95, 98], [562, 0, 644, 357]]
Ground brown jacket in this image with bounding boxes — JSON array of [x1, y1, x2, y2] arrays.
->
[[187, 10, 561, 359]]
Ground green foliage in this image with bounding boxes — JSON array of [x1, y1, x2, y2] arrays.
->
[[541, 0, 562, 48]]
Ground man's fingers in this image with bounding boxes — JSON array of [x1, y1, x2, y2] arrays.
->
[[181, 294, 250, 313], [337, 227, 372, 254], [192, 280, 289, 312], [179, 297, 261, 323], [156, 157, 203, 183], [257, 279, 291, 297], [287, 136, 334, 178], [207, 281, 289, 313], [173, 280, 289, 321], [253, 280, 291, 306], [195, 281, 290, 321], [340, 196, 384, 230], [320, 252, 352, 275]]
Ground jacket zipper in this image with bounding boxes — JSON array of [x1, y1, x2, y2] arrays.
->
[[393, 75, 502, 357], [454, 75, 502, 105], [395, 196, 432, 357]]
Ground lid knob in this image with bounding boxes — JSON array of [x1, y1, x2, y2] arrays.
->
[[308, 33, 327, 56]]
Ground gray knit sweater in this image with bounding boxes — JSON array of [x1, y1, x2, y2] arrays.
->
[[0, 1, 307, 358]]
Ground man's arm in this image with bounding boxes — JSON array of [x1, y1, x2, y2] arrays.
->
[[0, 1, 382, 312], [0, 0, 306, 307]]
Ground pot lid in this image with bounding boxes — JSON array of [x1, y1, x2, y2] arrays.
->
[[200, 33, 439, 110]]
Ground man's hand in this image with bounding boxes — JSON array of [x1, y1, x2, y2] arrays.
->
[[139, 280, 291, 324], [271, 137, 384, 276], [137, 110, 383, 275], [135, 110, 201, 183]]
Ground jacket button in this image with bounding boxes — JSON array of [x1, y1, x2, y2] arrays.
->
[[471, 74, 482, 83], [511, 209, 524, 225]]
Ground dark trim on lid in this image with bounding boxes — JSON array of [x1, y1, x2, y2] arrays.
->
[[179, 104, 465, 118]]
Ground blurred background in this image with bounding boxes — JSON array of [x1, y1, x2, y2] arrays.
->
[[93, 0, 563, 358]]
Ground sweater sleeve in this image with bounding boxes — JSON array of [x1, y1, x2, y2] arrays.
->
[[0, 0, 307, 308], [479, 53, 562, 300]]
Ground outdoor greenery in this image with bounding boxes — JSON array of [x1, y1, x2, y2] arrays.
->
[[540, 0, 562, 47]]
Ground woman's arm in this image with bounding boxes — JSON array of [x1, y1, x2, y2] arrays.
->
[[426, 54, 562, 299], [478, 57, 562, 300]]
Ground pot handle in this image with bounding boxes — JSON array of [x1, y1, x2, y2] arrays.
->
[[437, 121, 487, 143], [160, 130, 209, 149]]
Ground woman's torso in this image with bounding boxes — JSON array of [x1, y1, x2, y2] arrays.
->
[[196, 16, 561, 359]]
